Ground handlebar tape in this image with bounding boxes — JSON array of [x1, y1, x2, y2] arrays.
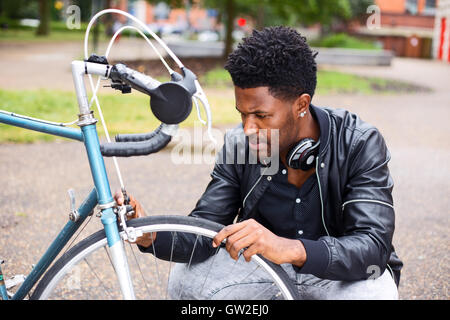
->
[[100, 129, 171, 157], [115, 124, 164, 142]]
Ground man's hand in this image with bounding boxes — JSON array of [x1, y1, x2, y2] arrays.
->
[[212, 219, 307, 267], [113, 189, 156, 248]]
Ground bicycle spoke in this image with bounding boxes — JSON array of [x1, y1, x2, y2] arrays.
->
[[83, 257, 114, 299], [220, 264, 261, 300], [251, 283, 276, 300], [225, 249, 243, 280], [165, 231, 176, 300], [177, 234, 200, 299], [200, 245, 221, 297], [127, 242, 152, 299], [150, 232, 163, 297]]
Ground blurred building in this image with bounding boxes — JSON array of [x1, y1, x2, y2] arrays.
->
[[355, 0, 438, 58], [109, 0, 218, 34]]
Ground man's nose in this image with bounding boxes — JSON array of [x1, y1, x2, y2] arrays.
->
[[243, 118, 258, 137]]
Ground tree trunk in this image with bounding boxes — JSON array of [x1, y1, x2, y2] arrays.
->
[[223, 0, 235, 60], [256, 3, 265, 30], [104, 0, 114, 36], [92, 0, 102, 53], [36, 0, 50, 36]]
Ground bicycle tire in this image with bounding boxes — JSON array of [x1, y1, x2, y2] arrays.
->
[[31, 215, 299, 300]]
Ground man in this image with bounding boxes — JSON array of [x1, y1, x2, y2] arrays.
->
[[116, 26, 402, 299]]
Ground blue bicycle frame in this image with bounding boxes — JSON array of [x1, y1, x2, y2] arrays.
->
[[0, 61, 135, 299]]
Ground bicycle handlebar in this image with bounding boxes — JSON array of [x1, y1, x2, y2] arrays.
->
[[80, 59, 198, 157], [100, 124, 172, 157], [109, 63, 162, 96], [115, 127, 162, 142]]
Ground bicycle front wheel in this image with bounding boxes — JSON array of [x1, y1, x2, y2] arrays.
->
[[31, 215, 299, 300]]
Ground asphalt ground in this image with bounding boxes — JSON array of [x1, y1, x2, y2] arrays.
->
[[0, 41, 449, 299]]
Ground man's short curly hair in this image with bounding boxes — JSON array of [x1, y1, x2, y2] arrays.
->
[[224, 26, 318, 101]]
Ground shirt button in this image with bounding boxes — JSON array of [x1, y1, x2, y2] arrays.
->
[[296, 198, 301, 203], [267, 176, 272, 181], [282, 169, 287, 175], [320, 162, 325, 168], [298, 230, 304, 235]]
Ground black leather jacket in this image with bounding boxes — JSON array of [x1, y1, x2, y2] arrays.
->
[[186, 104, 403, 286]]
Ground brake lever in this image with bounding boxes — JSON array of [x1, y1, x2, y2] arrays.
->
[[121, 188, 130, 205]]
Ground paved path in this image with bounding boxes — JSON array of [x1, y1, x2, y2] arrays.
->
[[0, 40, 449, 299]]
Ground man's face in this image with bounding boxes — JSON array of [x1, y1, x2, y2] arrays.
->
[[234, 86, 300, 160]]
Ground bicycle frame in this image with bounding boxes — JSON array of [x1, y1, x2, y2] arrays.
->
[[0, 61, 135, 299]]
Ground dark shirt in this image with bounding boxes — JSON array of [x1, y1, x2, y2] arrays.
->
[[256, 161, 326, 241], [255, 161, 330, 275]]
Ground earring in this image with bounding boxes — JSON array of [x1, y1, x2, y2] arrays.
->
[[299, 111, 306, 118]]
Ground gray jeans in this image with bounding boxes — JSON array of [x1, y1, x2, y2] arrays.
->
[[167, 248, 398, 300]]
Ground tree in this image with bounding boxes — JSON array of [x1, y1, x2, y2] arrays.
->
[[269, 0, 350, 35], [145, 0, 237, 59], [145, 0, 371, 59], [203, 0, 357, 58], [207, 0, 235, 60], [203, 0, 262, 59], [36, 0, 51, 36], [270, 0, 374, 35]]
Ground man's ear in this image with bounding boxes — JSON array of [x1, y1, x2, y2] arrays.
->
[[293, 93, 311, 116]]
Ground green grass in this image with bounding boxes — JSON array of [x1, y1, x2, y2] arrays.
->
[[0, 19, 107, 42], [317, 70, 378, 94], [309, 33, 382, 51], [0, 28, 90, 42], [0, 88, 238, 143], [200, 68, 234, 88]]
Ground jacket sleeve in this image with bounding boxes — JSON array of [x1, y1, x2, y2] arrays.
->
[[298, 128, 396, 281], [189, 130, 243, 225], [138, 132, 243, 262]]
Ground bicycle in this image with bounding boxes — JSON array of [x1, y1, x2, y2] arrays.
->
[[0, 9, 299, 300]]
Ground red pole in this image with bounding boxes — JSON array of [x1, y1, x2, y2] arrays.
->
[[438, 17, 446, 60], [448, 17, 450, 62]]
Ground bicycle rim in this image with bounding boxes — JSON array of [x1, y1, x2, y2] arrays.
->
[[31, 215, 299, 300]]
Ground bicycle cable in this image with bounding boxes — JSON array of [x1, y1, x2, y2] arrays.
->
[[83, 9, 217, 191], [84, 8, 215, 140]]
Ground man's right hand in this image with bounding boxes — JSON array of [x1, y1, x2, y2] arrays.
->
[[114, 189, 156, 248]]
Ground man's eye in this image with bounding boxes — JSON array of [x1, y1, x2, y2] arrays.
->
[[256, 114, 267, 119]]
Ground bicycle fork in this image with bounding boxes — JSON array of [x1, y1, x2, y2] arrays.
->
[[101, 208, 136, 299]]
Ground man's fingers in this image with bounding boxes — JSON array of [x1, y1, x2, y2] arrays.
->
[[212, 221, 248, 248], [228, 231, 261, 260], [242, 243, 260, 262], [225, 226, 251, 252], [114, 189, 124, 205]]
